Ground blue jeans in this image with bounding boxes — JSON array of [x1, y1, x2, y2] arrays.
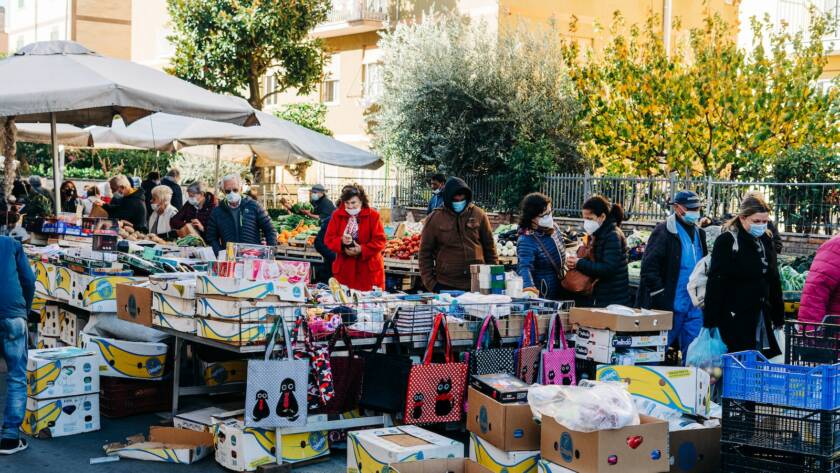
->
[[0, 318, 27, 440], [668, 309, 703, 363]]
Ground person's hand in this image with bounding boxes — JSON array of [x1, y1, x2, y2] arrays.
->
[[191, 219, 204, 231], [566, 255, 578, 270], [523, 287, 540, 296], [93, 200, 103, 207], [345, 245, 361, 257], [342, 233, 353, 246]]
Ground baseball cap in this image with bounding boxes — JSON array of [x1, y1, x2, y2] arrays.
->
[[670, 190, 702, 209], [311, 184, 326, 193]]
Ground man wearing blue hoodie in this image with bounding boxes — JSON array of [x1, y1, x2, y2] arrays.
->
[[0, 236, 35, 454]]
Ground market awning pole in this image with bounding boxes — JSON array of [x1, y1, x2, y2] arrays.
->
[[213, 144, 221, 190], [50, 112, 61, 215]]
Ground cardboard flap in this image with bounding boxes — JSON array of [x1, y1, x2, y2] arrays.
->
[[148, 426, 213, 447], [382, 433, 432, 448]]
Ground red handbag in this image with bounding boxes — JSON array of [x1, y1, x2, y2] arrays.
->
[[404, 314, 468, 425], [323, 324, 364, 415], [515, 310, 543, 384]]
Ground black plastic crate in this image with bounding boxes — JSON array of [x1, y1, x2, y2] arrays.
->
[[721, 442, 840, 473], [722, 398, 840, 457], [785, 318, 840, 367]]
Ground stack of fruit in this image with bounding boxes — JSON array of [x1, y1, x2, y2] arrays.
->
[[383, 234, 421, 259], [277, 220, 319, 246]]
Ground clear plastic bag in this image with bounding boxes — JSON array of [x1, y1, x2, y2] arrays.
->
[[527, 381, 640, 432], [685, 327, 728, 369]]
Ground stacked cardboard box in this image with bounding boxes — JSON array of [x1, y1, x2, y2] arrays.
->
[[466, 386, 541, 473], [470, 265, 506, 295], [347, 425, 463, 473], [146, 274, 199, 334], [570, 308, 672, 365], [23, 347, 100, 438]]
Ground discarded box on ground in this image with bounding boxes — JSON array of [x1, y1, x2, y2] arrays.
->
[[195, 318, 271, 345], [117, 283, 154, 327], [347, 425, 464, 473], [569, 307, 673, 332], [389, 458, 493, 473], [152, 291, 197, 317], [81, 333, 168, 380], [154, 311, 197, 334], [214, 418, 279, 472], [105, 426, 214, 464], [467, 387, 540, 452], [22, 393, 100, 437], [39, 304, 60, 337], [469, 433, 540, 473], [59, 308, 88, 347], [596, 365, 712, 418], [669, 425, 720, 473], [174, 406, 234, 432], [27, 347, 99, 399], [196, 295, 296, 323], [540, 415, 669, 473]]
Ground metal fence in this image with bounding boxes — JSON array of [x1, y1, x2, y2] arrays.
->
[[315, 172, 840, 235]]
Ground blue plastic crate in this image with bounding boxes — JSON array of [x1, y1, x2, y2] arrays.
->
[[723, 350, 840, 410]]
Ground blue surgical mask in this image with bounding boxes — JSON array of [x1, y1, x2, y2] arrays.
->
[[683, 211, 700, 224], [748, 223, 767, 238], [452, 200, 467, 213]]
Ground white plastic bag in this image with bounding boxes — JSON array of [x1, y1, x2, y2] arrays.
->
[[527, 381, 639, 432]]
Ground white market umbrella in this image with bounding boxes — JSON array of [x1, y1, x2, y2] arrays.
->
[[0, 40, 258, 213]]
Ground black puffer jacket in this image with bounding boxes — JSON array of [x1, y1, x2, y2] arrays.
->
[[205, 197, 277, 254], [637, 214, 708, 310], [576, 219, 630, 307], [103, 188, 148, 233]]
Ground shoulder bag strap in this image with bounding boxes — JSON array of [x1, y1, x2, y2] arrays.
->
[[555, 312, 569, 350], [328, 324, 354, 357], [370, 319, 403, 355], [533, 233, 566, 279], [264, 315, 292, 361], [423, 313, 445, 365], [547, 313, 557, 353]]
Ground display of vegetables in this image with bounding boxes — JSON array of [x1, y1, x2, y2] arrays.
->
[[118, 221, 166, 244], [276, 219, 319, 246], [384, 234, 421, 259], [498, 241, 516, 257], [290, 202, 314, 214], [176, 235, 205, 247], [780, 265, 809, 293]]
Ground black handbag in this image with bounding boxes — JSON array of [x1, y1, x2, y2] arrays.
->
[[467, 315, 516, 377], [358, 320, 413, 413], [323, 325, 365, 415]]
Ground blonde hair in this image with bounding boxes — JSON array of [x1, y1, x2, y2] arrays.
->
[[725, 192, 771, 231], [151, 184, 173, 203], [108, 175, 131, 189]]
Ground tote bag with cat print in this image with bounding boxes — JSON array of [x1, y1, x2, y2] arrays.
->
[[541, 312, 576, 386]]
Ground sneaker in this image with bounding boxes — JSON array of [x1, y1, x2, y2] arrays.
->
[[0, 438, 28, 455]]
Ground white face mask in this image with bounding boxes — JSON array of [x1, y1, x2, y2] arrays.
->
[[151, 203, 160, 211], [346, 207, 361, 216], [112, 191, 123, 199], [583, 219, 601, 235], [226, 192, 241, 206], [188, 197, 200, 207], [537, 214, 554, 228]]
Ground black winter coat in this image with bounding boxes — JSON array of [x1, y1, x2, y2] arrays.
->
[[704, 223, 784, 357], [205, 197, 277, 254], [313, 215, 336, 282], [103, 188, 148, 233], [637, 214, 708, 310], [576, 219, 630, 307], [161, 177, 183, 210]]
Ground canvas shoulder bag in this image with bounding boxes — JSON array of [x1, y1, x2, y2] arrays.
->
[[541, 312, 576, 386], [467, 315, 516, 377], [358, 319, 412, 413]]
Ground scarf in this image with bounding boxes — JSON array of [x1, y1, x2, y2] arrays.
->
[[345, 215, 359, 240]]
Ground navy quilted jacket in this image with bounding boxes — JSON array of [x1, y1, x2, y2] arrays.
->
[[205, 197, 277, 254]]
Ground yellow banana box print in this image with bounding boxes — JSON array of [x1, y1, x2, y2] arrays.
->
[[196, 318, 272, 346], [537, 459, 574, 472], [197, 275, 274, 299], [597, 365, 711, 417], [153, 312, 197, 334], [70, 273, 142, 312], [31, 261, 55, 298], [279, 430, 329, 463], [347, 426, 463, 473], [31, 297, 47, 315], [201, 360, 247, 387], [52, 266, 74, 301], [22, 394, 100, 437], [81, 333, 168, 380], [196, 296, 295, 323], [152, 292, 197, 317], [27, 347, 99, 399], [106, 427, 213, 464], [469, 433, 540, 473], [214, 420, 325, 471]]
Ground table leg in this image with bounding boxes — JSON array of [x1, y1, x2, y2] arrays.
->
[[171, 336, 183, 417]]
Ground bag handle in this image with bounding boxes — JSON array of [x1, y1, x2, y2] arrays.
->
[[423, 313, 453, 364], [291, 314, 315, 350], [475, 315, 502, 349], [264, 315, 293, 361], [328, 324, 354, 357], [547, 312, 569, 352], [370, 319, 403, 355], [519, 310, 538, 348]]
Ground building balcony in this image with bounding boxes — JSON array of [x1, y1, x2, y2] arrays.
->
[[311, 0, 389, 39]]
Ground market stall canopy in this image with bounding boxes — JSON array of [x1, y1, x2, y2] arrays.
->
[[0, 41, 258, 127], [88, 110, 384, 170], [15, 123, 93, 147]]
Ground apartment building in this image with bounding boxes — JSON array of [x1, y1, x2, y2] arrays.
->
[[5, 0, 131, 59]]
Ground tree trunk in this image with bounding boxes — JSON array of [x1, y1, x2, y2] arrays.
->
[[248, 62, 264, 110], [2, 118, 16, 203]]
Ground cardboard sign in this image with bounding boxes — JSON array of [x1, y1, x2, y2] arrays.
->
[[347, 426, 464, 473], [569, 308, 673, 332], [597, 365, 712, 418], [116, 283, 154, 327], [105, 427, 214, 464], [466, 388, 540, 452], [540, 415, 669, 473], [26, 347, 99, 400]]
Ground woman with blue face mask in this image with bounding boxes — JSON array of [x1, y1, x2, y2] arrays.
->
[[703, 192, 784, 357]]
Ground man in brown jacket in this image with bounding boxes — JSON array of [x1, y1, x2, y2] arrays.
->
[[420, 177, 498, 291]]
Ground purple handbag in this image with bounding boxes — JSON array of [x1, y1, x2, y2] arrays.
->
[[541, 312, 576, 386]]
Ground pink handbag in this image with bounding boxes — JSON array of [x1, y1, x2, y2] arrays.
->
[[541, 312, 576, 386]]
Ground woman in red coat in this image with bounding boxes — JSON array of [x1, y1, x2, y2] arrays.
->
[[798, 234, 840, 324], [324, 184, 386, 291]]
